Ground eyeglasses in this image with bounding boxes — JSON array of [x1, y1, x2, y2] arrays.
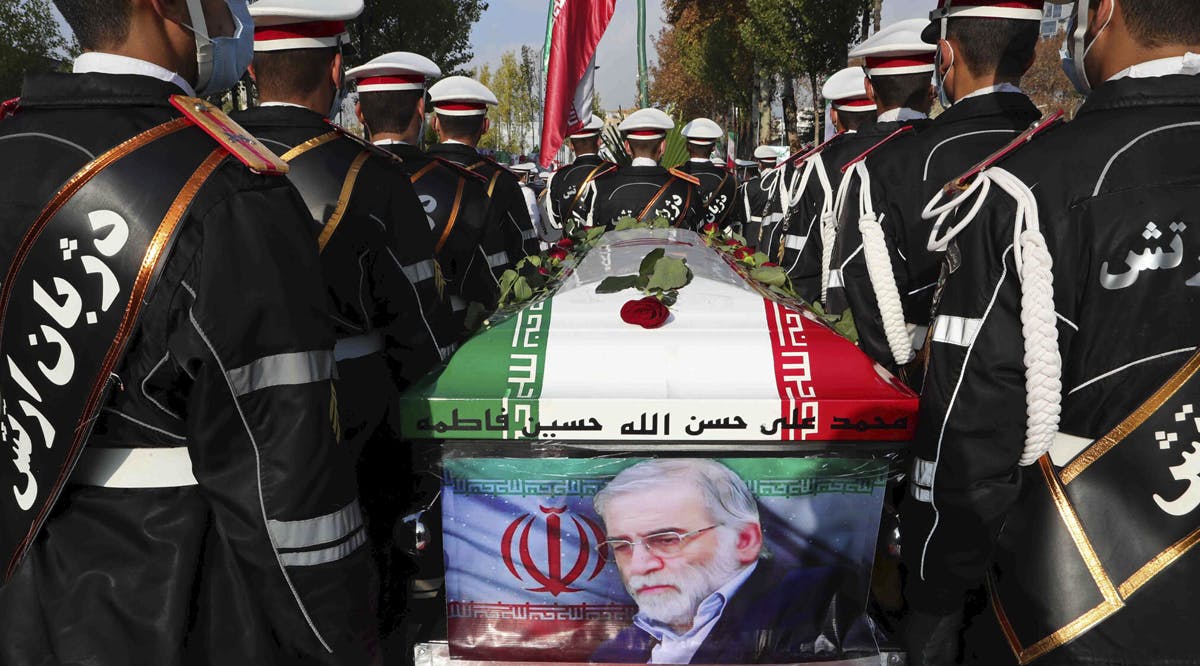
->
[[598, 525, 720, 558]]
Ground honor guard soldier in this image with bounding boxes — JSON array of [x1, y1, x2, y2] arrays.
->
[[0, 0, 376, 663], [823, 18, 935, 345], [679, 117, 739, 229], [776, 67, 877, 302], [731, 144, 785, 241], [509, 162, 548, 243], [236, 1, 454, 654], [347, 51, 500, 335], [426, 76, 541, 272], [829, 4, 1042, 376], [545, 115, 614, 233], [903, 1, 1200, 664], [579, 107, 701, 229]]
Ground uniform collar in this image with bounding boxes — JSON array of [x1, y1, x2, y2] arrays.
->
[[959, 82, 1022, 101], [373, 138, 409, 145], [935, 88, 1039, 125], [231, 104, 328, 129], [876, 107, 927, 123], [631, 156, 659, 167], [688, 157, 710, 163], [1108, 53, 1200, 81], [259, 101, 310, 110], [73, 52, 195, 97], [1079, 71, 1200, 117]]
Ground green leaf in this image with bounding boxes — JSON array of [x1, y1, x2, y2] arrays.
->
[[596, 275, 638, 294], [586, 226, 607, 242], [833, 308, 859, 343], [512, 277, 534, 302], [646, 256, 690, 291], [638, 248, 666, 279], [750, 266, 788, 287], [614, 216, 640, 231], [651, 216, 671, 229], [809, 300, 827, 317], [524, 255, 543, 267], [752, 252, 770, 266], [659, 290, 679, 307]]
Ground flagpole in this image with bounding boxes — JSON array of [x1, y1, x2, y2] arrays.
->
[[637, 0, 649, 107]]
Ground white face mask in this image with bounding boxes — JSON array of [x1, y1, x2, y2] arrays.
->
[[183, 0, 254, 97], [936, 40, 956, 108]]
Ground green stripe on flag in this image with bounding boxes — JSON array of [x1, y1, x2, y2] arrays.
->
[[444, 457, 887, 497], [402, 300, 554, 439]]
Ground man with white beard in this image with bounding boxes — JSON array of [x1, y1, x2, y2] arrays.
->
[[589, 459, 844, 664]]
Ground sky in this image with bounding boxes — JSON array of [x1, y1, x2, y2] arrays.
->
[[468, 0, 933, 109]]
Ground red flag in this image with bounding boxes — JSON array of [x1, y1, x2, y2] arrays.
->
[[538, 0, 616, 168], [726, 131, 737, 171]]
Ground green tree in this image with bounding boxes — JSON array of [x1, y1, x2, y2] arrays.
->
[[0, 0, 72, 99], [476, 47, 542, 156], [352, 0, 487, 72]]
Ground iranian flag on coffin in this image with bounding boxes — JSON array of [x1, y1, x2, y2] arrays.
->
[[442, 456, 888, 661], [400, 229, 917, 444]]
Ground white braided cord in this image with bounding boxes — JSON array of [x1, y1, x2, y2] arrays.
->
[[853, 162, 915, 365], [922, 167, 1061, 466], [821, 163, 858, 304]]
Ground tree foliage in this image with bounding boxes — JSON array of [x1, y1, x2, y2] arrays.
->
[[1022, 36, 1085, 117], [0, 0, 72, 99], [352, 0, 487, 73], [476, 47, 541, 156]]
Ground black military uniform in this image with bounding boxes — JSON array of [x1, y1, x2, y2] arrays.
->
[[380, 140, 501, 333], [546, 153, 614, 232], [582, 162, 701, 229], [833, 92, 1040, 372], [232, 106, 451, 441], [0, 72, 375, 664], [730, 164, 784, 243], [905, 72, 1200, 665], [824, 113, 929, 331], [776, 132, 870, 302], [427, 142, 540, 270], [678, 158, 739, 228]]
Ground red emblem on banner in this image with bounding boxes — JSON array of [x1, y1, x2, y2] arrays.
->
[[500, 505, 608, 596]]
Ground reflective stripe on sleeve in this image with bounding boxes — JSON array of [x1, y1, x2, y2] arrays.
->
[[269, 499, 363, 550], [486, 250, 510, 268], [931, 315, 984, 348], [827, 269, 843, 289], [911, 457, 935, 503], [280, 530, 368, 567], [785, 234, 807, 251], [402, 258, 437, 284], [227, 350, 335, 397], [334, 331, 384, 362], [522, 228, 538, 240]]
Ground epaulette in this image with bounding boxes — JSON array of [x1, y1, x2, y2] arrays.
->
[[668, 167, 701, 186], [0, 97, 19, 121], [840, 125, 914, 173], [790, 130, 846, 166], [942, 110, 1067, 196], [325, 120, 404, 163], [433, 155, 489, 183], [170, 95, 288, 176]]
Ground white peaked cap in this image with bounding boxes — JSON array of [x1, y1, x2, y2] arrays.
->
[[618, 108, 675, 141], [427, 75, 499, 116], [250, 0, 362, 52], [568, 115, 605, 139], [822, 67, 877, 113], [346, 52, 441, 92], [681, 117, 723, 144], [753, 145, 778, 161], [849, 18, 937, 76]]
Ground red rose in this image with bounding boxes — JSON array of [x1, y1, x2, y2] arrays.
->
[[548, 247, 569, 262], [733, 247, 752, 260], [763, 261, 779, 267], [702, 223, 718, 234], [537, 266, 550, 276], [724, 239, 740, 247], [556, 237, 575, 249], [620, 296, 670, 329]]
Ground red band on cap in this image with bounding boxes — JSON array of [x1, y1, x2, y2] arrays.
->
[[865, 54, 936, 70], [358, 75, 425, 87], [254, 20, 347, 41], [836, 97, 875, 108], [435, 102, 487, 111], [627, 129, 664, 137], [937, 0, 1041, 9]]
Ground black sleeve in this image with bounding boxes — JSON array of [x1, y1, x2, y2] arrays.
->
[[170, 171, 378, 663]]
